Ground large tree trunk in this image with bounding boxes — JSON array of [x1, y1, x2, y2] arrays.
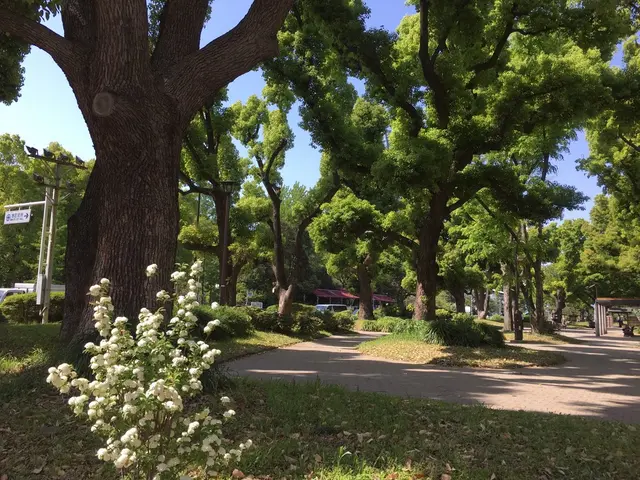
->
[[227, 260, 245, 307], [554, 287, 566, 323], [503, 282, 513, 331], [451, 287, 466, 313], [473, 288, 489, 319], [357, 255, 374, 320], [278, 284, 295, 316], [213, 192, 234, 306], [62, 108, 181, 345], [533, 259, 545, 328], [413, 194, 447, 320]]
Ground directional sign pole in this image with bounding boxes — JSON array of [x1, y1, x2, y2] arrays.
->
[[36, 189, 51, 307], [42, 164, 61, 324]]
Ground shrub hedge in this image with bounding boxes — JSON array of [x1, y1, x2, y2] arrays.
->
[[0, 292, 64, 323], [358, 314, 505, 348], [193, 305, 254, 340]]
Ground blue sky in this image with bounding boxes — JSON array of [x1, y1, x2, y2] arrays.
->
[[0, 0, 609, 220]]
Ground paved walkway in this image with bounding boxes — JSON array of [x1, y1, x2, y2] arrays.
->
[[229, 328, 640, 423]]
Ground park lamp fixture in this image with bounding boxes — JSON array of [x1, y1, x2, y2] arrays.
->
[[75, 155, 84, 166], [26, 146, 39, 157], [43, 149, 54, 159], [218, 181, 239, 194]]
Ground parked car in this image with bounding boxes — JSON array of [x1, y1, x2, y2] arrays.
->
[[315, 304, 351, 313], [0, 288, 27, 304]]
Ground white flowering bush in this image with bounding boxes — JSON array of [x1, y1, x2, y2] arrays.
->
[[46, 261, 251, 479]]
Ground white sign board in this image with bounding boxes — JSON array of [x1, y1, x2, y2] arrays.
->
[[250, 301, 264, 309], [4, 209, 31, 225]]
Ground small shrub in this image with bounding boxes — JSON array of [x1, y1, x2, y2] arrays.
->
[[405, 317, 505, 348], [290, 303, 323, 335], [0, 292, 64, 323], [333, 311, 355, 331], [378, 304, 401, 318], [451, 312, 475, 323], [489, 314, 504, 323], [435, 309, 453, 321], [319, 310, 339, 332], [46, 261, 250, 478], [358, 316, 403, 332], [477, 322, 506, 348], [193, 305, 253, 340]]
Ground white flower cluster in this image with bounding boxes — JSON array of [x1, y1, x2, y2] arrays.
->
[[46, 261, 251, 479]]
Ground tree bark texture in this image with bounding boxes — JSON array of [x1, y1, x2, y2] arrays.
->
[[451, 287, 466, 313], [503, 282, 513, 331], [357, 255, 374, 320], [473, 288, 489, 319], [1, 1, 294, 346], [554, 287, 566, 323], [413, 192, 448, 320], [227, 260, 246, 307], [63, 98, 182, 345], [533, 258, 546, 328]]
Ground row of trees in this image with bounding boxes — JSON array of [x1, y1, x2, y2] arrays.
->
[[1, 1, 640, 341]]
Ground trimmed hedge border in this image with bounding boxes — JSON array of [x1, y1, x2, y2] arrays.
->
[[0, 292, 64, 323]]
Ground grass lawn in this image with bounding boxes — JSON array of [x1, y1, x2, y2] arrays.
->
[[2, 324, 639, 480], [503, 331, 584, 345], [358, 334, 565, 368], [565, 321, 593, 330], [215, 330, 329, 362]]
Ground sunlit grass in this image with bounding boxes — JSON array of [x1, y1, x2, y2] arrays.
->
[[358, 334, 565, 368]]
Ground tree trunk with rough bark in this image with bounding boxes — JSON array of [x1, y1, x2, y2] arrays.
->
[[63, 99, 182, 346], [0, 1, 294, 347], [503, 282, 513, 331], [227, 260, 245, 307], [533, 259, 545, 328], [473, 288, 489, 319], [451, 287, 466, 313], [278, 284, 295, 316], [413, 193, 448, 320], [357, 255, 374, 320], [554, 287, 566, 323]]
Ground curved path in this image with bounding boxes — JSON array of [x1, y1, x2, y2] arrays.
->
[[228, 329, 640, 423]]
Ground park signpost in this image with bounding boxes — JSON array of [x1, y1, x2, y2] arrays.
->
[[2, 147, 86, 323]]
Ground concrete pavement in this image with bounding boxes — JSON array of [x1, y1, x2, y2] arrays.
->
[[229, 328, 640, 423]]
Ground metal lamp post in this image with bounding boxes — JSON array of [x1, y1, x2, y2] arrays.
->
[[217, 181, 238, 305]]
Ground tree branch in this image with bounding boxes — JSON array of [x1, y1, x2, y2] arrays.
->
[[179, 170, 216, 196], [265, 139, 288, 180], [181, 241, 220, 254], [0, 8, 85, 77], [151, 0, 210, 72], [466, 5, 517, 89], [184, 134, 220, 189], [476, 196, 535, 265], [619, 132, 640, 153], [418, 0, 450, 128], [166, 0, 294, 122]]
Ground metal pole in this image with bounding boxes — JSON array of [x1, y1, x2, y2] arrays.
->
[[42, 164, 61, 324], [219, 192, 231, 305], [36, 189, 51, 307]]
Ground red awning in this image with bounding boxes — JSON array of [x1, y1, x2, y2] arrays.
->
[[373, 294, 395, 303], [313, 288, 359, 300], [313, 289, 395, 303]]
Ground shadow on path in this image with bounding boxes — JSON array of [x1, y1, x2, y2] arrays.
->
[[229, 329, 640, 423]]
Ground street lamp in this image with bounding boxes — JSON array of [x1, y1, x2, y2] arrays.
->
[[217, 181, 239, 305]]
